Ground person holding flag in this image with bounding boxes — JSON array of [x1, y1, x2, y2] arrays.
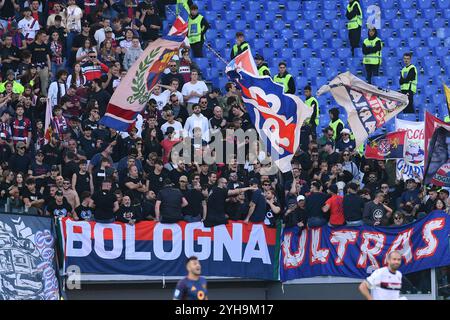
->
[[230, 31, 250, 60], [188, 4, 209, 58]]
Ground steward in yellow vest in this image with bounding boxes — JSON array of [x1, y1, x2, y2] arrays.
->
[[255, 54, 271, 76], [273, 62, 295, 94], [362, 27, 382, 84], [399, 52, 418, 114], [303, 85, 319, 137], [188, 4, 210, 58], [346, 0, 362, 57], [328, 108, 344, 141], [230, 31, 250, 60]]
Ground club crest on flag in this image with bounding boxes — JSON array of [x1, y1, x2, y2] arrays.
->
[[432, 163, 450, 186]]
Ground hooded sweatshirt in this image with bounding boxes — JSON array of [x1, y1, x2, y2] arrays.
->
[[123, 46, 144, 71]]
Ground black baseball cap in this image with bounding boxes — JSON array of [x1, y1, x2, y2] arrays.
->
[[255, 54, 264, 60]]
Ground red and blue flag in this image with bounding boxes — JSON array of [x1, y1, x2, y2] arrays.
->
[[364, 131, 407, 160], [226, 56, 312, 173]]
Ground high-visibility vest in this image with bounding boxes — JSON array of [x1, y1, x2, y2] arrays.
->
[[305, 96, 319, 126], [232, 42, 249, 57], [176, 0, 190, 14], [363, 37, 382, 65], [0, 81, 24, 94], [445, 115, 450, 123], [188, 14, 204, 44], [329, 118, 345, 140], [258, 65, 270, 76], [273, 73, 293, 93], [347, 1, 362, 30], [400, 64, 418, 94]]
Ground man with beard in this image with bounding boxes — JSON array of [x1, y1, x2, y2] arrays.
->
[[359, 251, 404, 300]]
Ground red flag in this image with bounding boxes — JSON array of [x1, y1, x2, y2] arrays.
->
[[364, 131, 407, 160]]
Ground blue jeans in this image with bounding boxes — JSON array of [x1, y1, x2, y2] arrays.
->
[[66, 31, 79, 71], [51, 60, 66, 81], [307, 216, 327, 228], [183, 215, 202, 223], [346, 220, 363, 227]]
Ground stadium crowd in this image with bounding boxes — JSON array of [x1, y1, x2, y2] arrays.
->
[[0, 0, 444, 234]]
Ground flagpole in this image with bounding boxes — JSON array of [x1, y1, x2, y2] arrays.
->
[[166, 5, 229, 66]]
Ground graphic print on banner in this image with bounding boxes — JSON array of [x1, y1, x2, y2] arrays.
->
[[364, 131, 406, 160], [424, 126, 450, 186], [226, 68, 312, 173], [60, 219, 280, 280], [0, 214, 60, 300], [317, 72, 408, 148], [100, 36, 184, 131], [280, 211, 450, 281], [395, 118, 425, 180]]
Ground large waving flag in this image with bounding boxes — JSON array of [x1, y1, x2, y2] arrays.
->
[[227, 64, 312, 173], [318, 72, 409, 148], [364, 131, 407, 160], [424, 124, 450, 186], [100, 37, 184, 131], [168, 4, 189, 36], [225, 47, 259, 76]]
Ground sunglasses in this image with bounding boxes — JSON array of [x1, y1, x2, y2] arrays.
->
[[169, 65, 177, 67], [263, 183, 271, 186], [89, 56, 97, 58]]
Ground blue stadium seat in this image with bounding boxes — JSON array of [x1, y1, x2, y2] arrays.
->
[[384, 66, 397, 78], [323, 0, 337, 9], [397, 113, 417, 121], [426, 65, 442, 77], [435, 44, 449, 58], [321, 29, 333, 41], [408, 37, 421, 48], [263, 48, 276, 60], [287, 1, 300, 11], [306, 67, 320, 78], [242, 10, 258, 22], [299, 48, 312, 59], [315, 76, 328, 87], [444, 56, 450, 68], [411, 18, 426, 29], [427, 37, 441, 48], [330, 38, 343, 49], [372, 76, 388, 88], [243, 1, 261, 10], [280, 29, 294, 40], [337, 48, 351, 59], [204, 11, 218, 21], [312, 19, 326, 32], [253, 20, 266, 32], [323, 10, 337, 20], [424, 9, 437, 19], [320, 48, 333, 60], [391, 19, 406, 30], [403, 9, 417, 19], [309, 58, 322, 69], [399, 0, 413, 9], [383, 9, 397, 20], [224, 29, 236, 41], [388, 37, 401, 47], [262, 29, 276, 41], [295, 77, 308, 89], [290, 58, 303, 69], [303, 10, 318, 21], [437, 0, 450, 9], [272, 38, 285, 50], [229, 1, 242, 11], [418, 0, 432, 9], [214, 38, 227, 51], [253, 39, 266, 50], [445, 9, 450, 19], [214, 20, 227, 30], [284, 11, 299, 22], [233, 20, 247, 31], [291, 39, 303, 50], [310, 38, 323, 50], [264, 1, 279, 11], [433, 94, 445, 106], [224, 12, 237, 23], [244, 29, 256, 40], [399, 28, 414, 39], [211, 1, 224, 10], [432, 18, 446, 29], [303, 1, 319, 10], [293, 20, 308, 31], [381, 28, 394, 38], [380, 0, 395, 8], [262, 10, 277, 22], [280, 48, 293, 60], [414, 47, 429, 58], [424, 84, 439, 96], [420, 28, 433, 38], [273, 20, 286, 31]]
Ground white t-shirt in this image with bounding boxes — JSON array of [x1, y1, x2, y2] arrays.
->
[[65, 5, 83, 32], [150, 92, 169, 111], [162, 89, 184, 105], [95, 29, 115, 49], [18, 17, 40, 40], [181, 81, 208, 104], [161, 121, 183, 139], [365, 267, 402, 300]]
